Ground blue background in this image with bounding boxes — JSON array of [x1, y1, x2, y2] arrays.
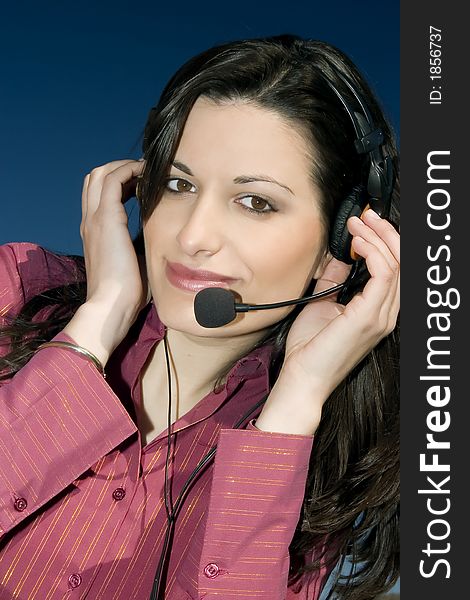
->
[[0, 1, 399, 594], [0, 0, 399, 254]]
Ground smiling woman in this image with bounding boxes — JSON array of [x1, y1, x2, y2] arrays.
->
[[0, 34, 399, 600], [143, 98, 327, 339]]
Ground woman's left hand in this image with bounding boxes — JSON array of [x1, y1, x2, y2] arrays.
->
[[255, 209, 400, 435]]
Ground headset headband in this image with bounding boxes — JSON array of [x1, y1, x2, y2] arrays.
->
[[325, 71, 394, 218]]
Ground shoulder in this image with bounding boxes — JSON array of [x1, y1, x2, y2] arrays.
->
[[0, 242, 85, 322]]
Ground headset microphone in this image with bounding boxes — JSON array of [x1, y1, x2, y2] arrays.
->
[[194, 283, 344, 328]]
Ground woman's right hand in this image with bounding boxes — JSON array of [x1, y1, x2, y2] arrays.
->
[[63, 159, 150, 366]]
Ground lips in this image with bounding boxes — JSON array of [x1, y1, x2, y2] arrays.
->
[[165, 261, 237, 293]]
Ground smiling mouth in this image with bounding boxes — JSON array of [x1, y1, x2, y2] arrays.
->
[[165, 261, 237, 293]]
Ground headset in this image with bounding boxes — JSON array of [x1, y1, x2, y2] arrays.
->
[[148, 69, 395, 599], [327, 71, 394, 304]]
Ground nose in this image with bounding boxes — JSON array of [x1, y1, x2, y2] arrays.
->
[[176, 192, 225, 257]]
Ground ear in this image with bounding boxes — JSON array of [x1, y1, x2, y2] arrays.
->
[[312, 249, 333, 281]]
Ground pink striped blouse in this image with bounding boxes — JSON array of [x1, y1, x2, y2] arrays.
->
[[0, 242, 332, 599]]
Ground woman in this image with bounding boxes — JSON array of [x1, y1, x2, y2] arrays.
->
[[0, 35, 399, 599]]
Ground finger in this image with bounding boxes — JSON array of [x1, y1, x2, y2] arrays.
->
[[351, 235, 399, 294], [85, 160, 144, 218], [98, 160, 146, 210], [347, 214, 399, 272], [349, 235, 400, 331], [360, 209, 400, 263], [348, 215, 399, 271], [82, 159, 136, 223]]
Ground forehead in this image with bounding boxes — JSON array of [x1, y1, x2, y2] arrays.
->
[[175, 97, 316, 192]]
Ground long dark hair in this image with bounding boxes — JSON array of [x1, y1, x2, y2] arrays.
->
[[0, 35, 399, 599]]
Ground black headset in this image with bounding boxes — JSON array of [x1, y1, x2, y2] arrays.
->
[[328, 71, 394, 303], [148, 70, 395, 599]]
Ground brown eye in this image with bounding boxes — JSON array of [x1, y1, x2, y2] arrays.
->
[[238, 195, 274, 214], [166, 178, 196, 193], [176, 180, 192, 192], [250, 197, 268, 211]]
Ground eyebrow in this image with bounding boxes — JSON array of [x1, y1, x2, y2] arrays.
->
[[172, 160, 294, 195]]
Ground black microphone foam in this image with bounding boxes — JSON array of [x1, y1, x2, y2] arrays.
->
[[194, 287, 237, 328]]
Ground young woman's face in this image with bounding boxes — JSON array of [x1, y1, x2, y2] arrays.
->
[[143, 97, 328, 338]]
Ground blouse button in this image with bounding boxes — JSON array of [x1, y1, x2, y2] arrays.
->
[[68, 573, 82, 589], [14, 497, 27, 512], [112, 487, 126, 501], [203, 563, 220, 578]]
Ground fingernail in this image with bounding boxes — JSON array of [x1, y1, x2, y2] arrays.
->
[[365, 208, 380, 219]]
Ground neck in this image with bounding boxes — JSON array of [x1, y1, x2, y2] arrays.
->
[[163, 327, 266, 400], [138, 326, 268, 444]]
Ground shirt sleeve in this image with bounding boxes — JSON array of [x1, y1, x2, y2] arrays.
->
[[0, 243, 23, 347], [0, 243, 138, 536], [0, 242, 85, 333], [191, 423, 329, 599]]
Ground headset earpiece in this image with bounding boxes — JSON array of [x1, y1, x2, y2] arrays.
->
[[329, 185, 370, 263]]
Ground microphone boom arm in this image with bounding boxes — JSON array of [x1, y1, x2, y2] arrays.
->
[[234, 283, 345, 312]]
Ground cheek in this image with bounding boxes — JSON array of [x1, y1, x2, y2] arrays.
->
[[142, 212, 168, 285], [143, 205, 173, 255], [244, 220, 325, 297]]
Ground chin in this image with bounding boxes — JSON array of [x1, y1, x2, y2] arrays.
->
[[152, 285, 223, 336], [152, 281, 294, 338], [156, 299, 288, 340], [154, 297, 220, 336], [162, 315, 233, 337]]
